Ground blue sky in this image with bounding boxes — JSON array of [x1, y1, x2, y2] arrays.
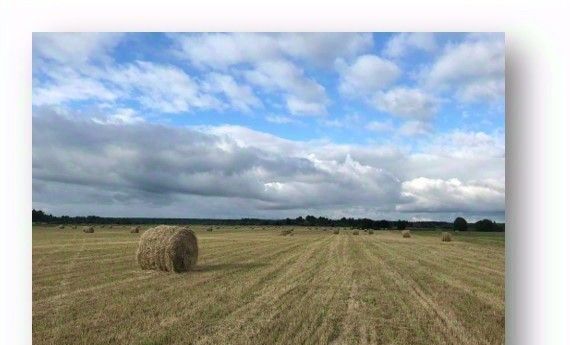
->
[[32, 33, 505, 221]]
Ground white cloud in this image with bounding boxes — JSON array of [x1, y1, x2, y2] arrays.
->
[[338, 55, 400, 96], [92, 108, 145, 125], [106, 61, 222, 113], [371, 87, 439, 119], [171, 33, 373, 69], [276, 33, 373, 66], [244, 60, 328, 115], [202, 73, 261, 112], [33, 67, 118, 106], [34, 111, 505, 218], [383, 33, 437, 58], [265, 115, 299, 124], [397, 177, 504, 212], [33, 33, 123, 65], [426, 33, 504, 103], [365, 120, 394, 132], [399, 120, 432, 136]]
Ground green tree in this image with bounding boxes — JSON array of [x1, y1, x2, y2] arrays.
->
[[475, 219, 496, 232], [453, 217, 468, 231]]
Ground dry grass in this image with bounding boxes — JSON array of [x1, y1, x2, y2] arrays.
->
[[136, 225, 198, 273], [33, 225, 504, 345], [402, 230, 411, 238]]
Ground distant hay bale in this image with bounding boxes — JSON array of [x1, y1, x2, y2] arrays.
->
[[206, 227, 213, 232], [130, 226, 140, 234], [333, 229, 340, 234], [58, 225, 65, 229], [368, 229, 374, 235], [353, 230, 359, 235], [281, 229, 293, 236], [136, 225, 198, 273], [83, 226, 94, 233], [442, 232, 452, 242], [402, 230, 411, 238]]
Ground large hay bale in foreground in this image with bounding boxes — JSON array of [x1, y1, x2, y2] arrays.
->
[[136, 225, 198, 273], [402, 230, 411, 238], [83, 226, 94, 233], [442, 232, 452, 242]]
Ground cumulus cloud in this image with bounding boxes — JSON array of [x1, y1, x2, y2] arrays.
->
[[397, 177, 504, 213], [399, 120, 432, 136], [171, 33, 373, 69], [425, 33, 504, 102], [371, 87, 439, 119], [265, 115, 299, 124], [365, 120, 394, 133], [33, 111, 405, 213], [337, 54, 400, 96], [33, 67, 118, 106], [244, 60, 328, 115], [92, 108, 145, 125], [33, 33, 124, 66], [383, 33, 437, 58], [202, 73, 262, 112]]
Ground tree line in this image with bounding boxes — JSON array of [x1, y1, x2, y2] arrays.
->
[[32, 209, 504, 232]]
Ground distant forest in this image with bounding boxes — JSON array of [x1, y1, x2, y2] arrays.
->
[[32, 209, 505, 232]]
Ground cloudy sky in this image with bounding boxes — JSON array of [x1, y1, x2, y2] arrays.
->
[[32, 33, 505, 221]]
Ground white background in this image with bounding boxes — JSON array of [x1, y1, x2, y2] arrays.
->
[[1, 0, 568, 344]]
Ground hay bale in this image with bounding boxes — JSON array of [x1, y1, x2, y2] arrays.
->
[[333, 229, 340, 234], [368, 229, 374, 235], [206, 227, 213, 232], [280, 229, 293, 236], [83, 226, 94, 233], [58, 225, 65, 229], [136, 225, 198, 273], [402, 230, 411, 238], [353, 230, 359, 235], [130, 226, 140, 234], [442, 232, 452, 242]]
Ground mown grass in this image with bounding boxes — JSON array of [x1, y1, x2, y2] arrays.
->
[[33, 226, 504, 345]]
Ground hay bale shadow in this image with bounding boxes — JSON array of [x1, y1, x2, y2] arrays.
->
[[193, 262, 266, 273]]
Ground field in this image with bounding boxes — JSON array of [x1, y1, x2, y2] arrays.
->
[[33, 225, 504, 345]]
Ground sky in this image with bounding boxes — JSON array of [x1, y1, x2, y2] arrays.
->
[[32, 32, 505, 221]]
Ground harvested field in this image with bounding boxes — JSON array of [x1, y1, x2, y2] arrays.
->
[[33, 225, 504, 345]]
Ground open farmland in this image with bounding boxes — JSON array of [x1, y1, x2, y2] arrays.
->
[[33, 226, 504, 345]]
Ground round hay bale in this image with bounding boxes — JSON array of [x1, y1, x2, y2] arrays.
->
[[136, 225, 198, 273], [280, 229, 293, 236], [333, 229, 340, 234], [368, 229, 374, 235], [206, 227, 213, 232], [130, 226, 140, 234], [353, 230, 359, 235], [83, 226, 94, 233], [442, 232, 452, 242], [58, 225, 65, 229], [402, 230, 411, 238]]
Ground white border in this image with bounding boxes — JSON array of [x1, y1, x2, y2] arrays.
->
[[2, 1, 569, 344]]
